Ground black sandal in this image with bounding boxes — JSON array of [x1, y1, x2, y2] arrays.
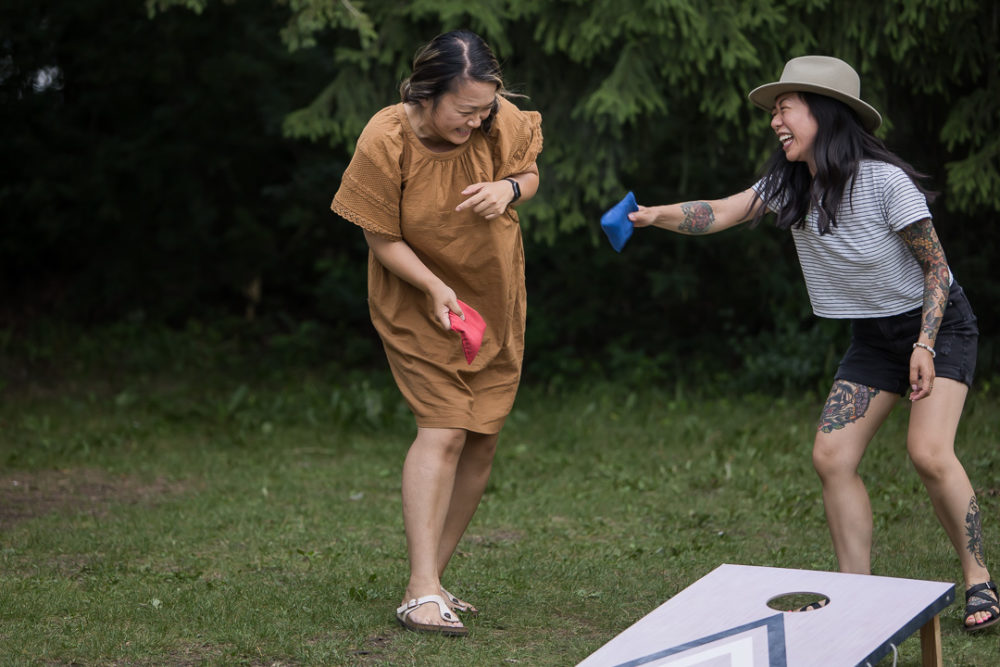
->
[[964, 580, 1000, 632], [795, 597, 829, 612]]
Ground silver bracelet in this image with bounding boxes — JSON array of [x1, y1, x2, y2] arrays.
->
[[912, 342, 936, 358]]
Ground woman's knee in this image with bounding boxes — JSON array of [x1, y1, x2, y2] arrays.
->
[[908, 439, 958, 481], [812, 437, 859, 480], [465, 432, 499, 460]]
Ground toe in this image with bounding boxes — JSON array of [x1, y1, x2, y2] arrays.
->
[[966, 610, 994, 627], [443, 590, 477, 614], [411, 603, 462, 629]]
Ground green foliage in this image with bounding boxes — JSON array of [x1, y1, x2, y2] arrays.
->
[[3, 0, 998, 385], [3, 0, 352, 323], [193, 0, 1000, 230], [943, 88, 1000, 211]]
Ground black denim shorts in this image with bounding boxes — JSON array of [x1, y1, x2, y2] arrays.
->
[[835, 282, 979, 395]]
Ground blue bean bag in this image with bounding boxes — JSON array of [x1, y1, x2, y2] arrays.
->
[[600, 191, 637, 252]]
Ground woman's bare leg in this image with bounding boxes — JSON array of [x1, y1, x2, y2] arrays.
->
[[907, 379, 994, 626], [812, 381, 898, 573], [399, 427, 466, 629], [436, 431, 499, 612]]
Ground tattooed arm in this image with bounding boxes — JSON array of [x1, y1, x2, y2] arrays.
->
[[627, 188, 762, 235], [898, 217, 950, 401]]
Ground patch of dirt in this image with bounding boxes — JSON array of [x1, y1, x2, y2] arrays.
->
[[34, 640, 297, 667], [347, 635, 394, 664], [86, 641, 228, 667], [0, 467, 187, 530]]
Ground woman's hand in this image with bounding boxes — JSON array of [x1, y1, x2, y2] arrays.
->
[[362, 231, 462, 329], [456, 181, 514, 220], [909, 345, 936, 401], [628, 204, 663, 229], [428, 282, 462, 330]]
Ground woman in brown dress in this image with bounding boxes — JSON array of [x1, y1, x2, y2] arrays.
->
[[332, 30, 542, 636]]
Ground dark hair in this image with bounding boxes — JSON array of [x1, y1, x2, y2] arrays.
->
[[751, 92, 937, 234], [399, 30, 505, 134]]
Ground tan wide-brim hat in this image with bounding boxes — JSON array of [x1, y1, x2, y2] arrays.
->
[[748, 55, 882, 131]]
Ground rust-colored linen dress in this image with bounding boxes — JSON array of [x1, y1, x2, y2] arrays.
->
[[332, 97, 543, 433]]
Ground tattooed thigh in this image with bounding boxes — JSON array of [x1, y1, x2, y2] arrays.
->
[[818, 380, 882, 434]]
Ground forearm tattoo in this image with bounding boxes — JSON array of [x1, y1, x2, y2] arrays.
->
[[966, 496, 986, 567], [818, 381, 881, 433], [678, 201, 715, 234], [899, 219, 948, 344]]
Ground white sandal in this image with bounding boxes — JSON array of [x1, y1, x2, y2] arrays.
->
[[396, 594, 468, 636]]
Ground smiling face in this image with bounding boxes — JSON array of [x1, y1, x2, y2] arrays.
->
[[416, 78, 498, 149], [770, 92, 819, 174]]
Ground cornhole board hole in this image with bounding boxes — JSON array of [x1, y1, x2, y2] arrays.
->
[[577, 564, 955, 667]]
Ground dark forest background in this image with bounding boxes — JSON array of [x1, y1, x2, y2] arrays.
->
[[3, 0, 998, 392]]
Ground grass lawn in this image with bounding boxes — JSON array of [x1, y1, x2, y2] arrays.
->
[[1, 365, 998, 665]]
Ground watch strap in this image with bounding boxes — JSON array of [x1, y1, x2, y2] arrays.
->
[[503, 177, 521, 203]]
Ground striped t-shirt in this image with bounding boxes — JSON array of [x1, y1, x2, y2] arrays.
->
[[754, 160, 943, 319]]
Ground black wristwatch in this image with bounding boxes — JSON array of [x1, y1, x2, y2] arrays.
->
[[504, 177, 521, 203]]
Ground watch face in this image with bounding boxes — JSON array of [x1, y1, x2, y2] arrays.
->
[[507, 178, 521, 201]]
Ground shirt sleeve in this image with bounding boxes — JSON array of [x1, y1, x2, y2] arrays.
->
[[881, 164, 931, 232], [751, 176, 784, 213], [331, 108, 404, 240], [490, 96, 543, 179]]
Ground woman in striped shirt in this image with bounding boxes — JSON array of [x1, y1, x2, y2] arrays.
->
[[628, 55, 997, 631]]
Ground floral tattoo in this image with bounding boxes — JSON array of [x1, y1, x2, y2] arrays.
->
[[899, 219, 948, 344], [679, 201, 715, 234], [966, 496, 986, 568], [818, 381, 880, 433]]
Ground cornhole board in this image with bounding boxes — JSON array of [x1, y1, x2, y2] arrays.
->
[[577, 564, 955, 667]]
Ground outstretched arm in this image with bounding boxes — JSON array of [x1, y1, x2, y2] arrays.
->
[[363, 230, 460, 329], [898, 217, 949, 401], [627, 188, 762, 235]]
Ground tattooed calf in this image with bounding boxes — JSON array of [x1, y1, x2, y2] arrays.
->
[[966, 496, 987, 568], [818, 381, 881, 433]]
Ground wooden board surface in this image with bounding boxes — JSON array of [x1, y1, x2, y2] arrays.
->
[[577, 564, 954, 667]]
